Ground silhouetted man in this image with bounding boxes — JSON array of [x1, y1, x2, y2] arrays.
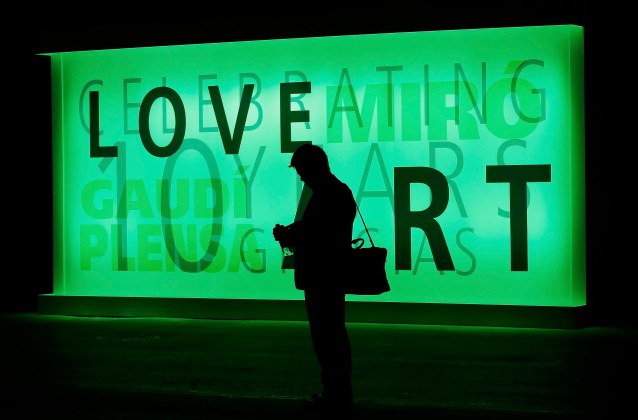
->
[[273, 144, 356, 414]]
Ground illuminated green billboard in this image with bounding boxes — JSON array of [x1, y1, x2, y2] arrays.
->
[[48, 25, 585, 307]]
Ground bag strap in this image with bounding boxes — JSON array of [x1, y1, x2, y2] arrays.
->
[[355, 202, 376, 248]]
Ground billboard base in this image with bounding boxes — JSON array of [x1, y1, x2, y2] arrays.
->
[[37, 295, 589, 329]]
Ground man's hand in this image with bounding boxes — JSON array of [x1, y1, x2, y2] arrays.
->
[[273, 224, 287, 242]]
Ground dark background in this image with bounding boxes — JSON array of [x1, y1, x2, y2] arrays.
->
[[7, 1, 633, 327]]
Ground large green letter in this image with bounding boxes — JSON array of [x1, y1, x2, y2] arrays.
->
[[394, 167, 454, 271]]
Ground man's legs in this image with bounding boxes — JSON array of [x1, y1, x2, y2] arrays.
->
[[304, 288, 353, 405]]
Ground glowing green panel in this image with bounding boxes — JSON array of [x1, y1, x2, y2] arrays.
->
[[47, 25, 585, 306]]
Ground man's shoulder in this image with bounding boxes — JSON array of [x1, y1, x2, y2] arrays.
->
[[332, 176, 354, 197], [330, 174, 351, 188]]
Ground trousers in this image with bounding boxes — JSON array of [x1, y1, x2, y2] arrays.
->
[[304, 287, 353, 402]]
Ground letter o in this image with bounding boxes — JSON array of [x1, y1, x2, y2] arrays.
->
[[139, 87, 186, 157]]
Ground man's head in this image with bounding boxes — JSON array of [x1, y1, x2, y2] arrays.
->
[[289, 144, 330, 190]]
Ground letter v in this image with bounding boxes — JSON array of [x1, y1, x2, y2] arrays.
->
[[208, 84, 255, 154]]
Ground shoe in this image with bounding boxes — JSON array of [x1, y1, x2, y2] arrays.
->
[[302, 393, 321, 407], [302, 393, 354, 414]]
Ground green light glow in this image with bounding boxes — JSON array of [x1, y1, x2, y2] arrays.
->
[[47, 25, 585, 306]]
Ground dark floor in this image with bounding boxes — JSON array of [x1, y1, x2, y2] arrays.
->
[[2, 312, 637, 419]]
